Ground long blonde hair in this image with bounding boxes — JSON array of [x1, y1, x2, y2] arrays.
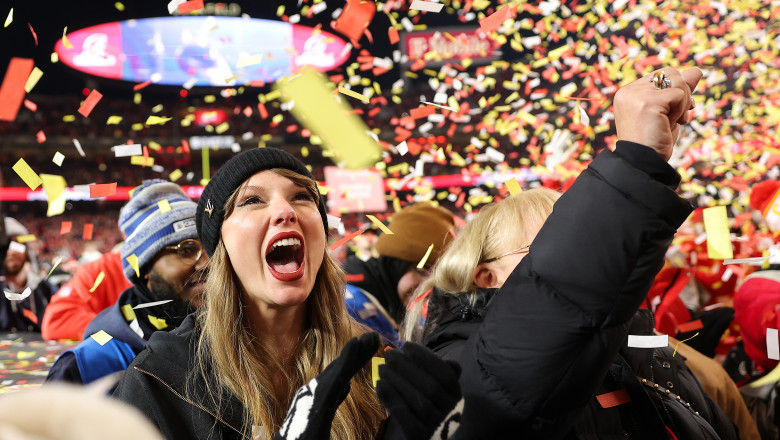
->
[[194, 168, 385, 439], [401, 188, 560, 342]]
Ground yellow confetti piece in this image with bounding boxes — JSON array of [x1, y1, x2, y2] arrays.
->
[[338, 86, 370, 103], [106, 115, 123, 125], [44, 257, 63, 282], [505, 178, 522, 196], [24, 67, 43, 93], [366, 215, 394, 235], [202, 147, 211, 183], [225, 73, 242, 83], [673, 332, 699, 357], [130, 156, 155, 166], [372, 357, 385, 387], [13, 159, 42, 190], [276, 71, 381, 170], [169, 169, 183, 182], [41, 174, 67, 217], [4, 8, 11, 27], [121, 304, 137, 322], [126, 254, 140, 279], [147, 315, 168, 330], [417, 244, 434, 269], [62, 26, 73, 49], [703, 206, 733, 260], [15, 234, 36, 244], [90, 330, 113, 346], [51, 52, 59, 63], [115, 2, 125, 11], [89, 271, 105, 293], [145, 115, 172, 125], [215, 122, 229, 134], [16, 351, 36, 360], [158, 199, 172, 213]]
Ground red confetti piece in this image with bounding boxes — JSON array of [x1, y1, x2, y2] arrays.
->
[[328, 229, 365, 251], [178, 0, 205, 14], [60, 221, 72, 235], [28, 22, 37, 46], [332, 0, 376, 46], [36, 130, 46, 143], [596, 389, 631, 408], [78, 89, 103, 117], [83, 224, 94, 240], [133, 80, 152, 91], [345, 274, 365, 283], [676, 319, 703, 333], [23, 99, 37, 112], [388, 27, 399, 45], [479, 5, 513, 34], [181, 139, 190, 153], [89, 182, 117, 198], [22, 308, 38, 325], [257, 102, 269, 119], [0, 58, 34, 122], [409, 105, 436, 119]]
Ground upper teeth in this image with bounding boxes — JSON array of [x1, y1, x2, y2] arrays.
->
[[273, 238, 301, 248]]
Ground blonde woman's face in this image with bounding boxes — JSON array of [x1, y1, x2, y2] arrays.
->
[[221, 171, 326, 313]]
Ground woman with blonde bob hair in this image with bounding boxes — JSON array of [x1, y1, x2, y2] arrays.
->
[[402, 188, 560, 352], [115, 148, 385, 440]]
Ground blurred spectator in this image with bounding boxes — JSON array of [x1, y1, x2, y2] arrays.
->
[[344, 202, 454, 347], [41, 249, 130, 341], [46, 180, 205, 385], [0, 217, 56, 332]]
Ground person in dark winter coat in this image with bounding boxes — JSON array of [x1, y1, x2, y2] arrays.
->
[[380, 67, 707, 440], [344, 202, 455, 347], [0, 217, 56, 332], [46, 180, 206, 387], [113, 149, 386, 440]]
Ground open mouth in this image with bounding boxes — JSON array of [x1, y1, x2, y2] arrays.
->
[[265, 232, 306, 281]]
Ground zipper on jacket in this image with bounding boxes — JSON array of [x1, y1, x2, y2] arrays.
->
[[134, 365, 246, 437]]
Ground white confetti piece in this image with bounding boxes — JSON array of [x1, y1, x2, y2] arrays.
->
[[768, 328, 780, 361], [409, 0, 444, 12], [4, 287, 32, 301], [627, 334, 668, 348], [133, 300, 174, 310], [113, 144, 143, 157]]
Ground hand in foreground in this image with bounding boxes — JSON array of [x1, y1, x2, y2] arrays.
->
[[377, 343, 463, 440], [614, 67, 703, 161], [275, 332, 379, 440]]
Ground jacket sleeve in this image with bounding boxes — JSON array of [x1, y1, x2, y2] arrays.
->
[[41, 252, 130, 341], [457, 147, 692, 437]]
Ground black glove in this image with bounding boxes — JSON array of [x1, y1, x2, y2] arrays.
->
[[377, 343, 463, 440], [275, 332, 379, 440]]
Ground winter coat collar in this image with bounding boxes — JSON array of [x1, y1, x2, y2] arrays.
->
[[422, 287, 498, 360], [131, 314, 247, 436]]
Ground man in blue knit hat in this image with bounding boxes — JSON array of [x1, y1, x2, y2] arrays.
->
[[46, 180, 207, 387]]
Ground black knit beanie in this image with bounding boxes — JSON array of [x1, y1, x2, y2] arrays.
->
[[196, 148, 329, 257]]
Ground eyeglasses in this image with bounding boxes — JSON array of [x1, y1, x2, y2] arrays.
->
[[164, 239, 204, 265], [480, 245, 530, 264]]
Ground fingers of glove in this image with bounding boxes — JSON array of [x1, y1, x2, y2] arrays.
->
[[376, 369, 436, 438], [377, 363, 455, 419], [386, 345, 461, 400]]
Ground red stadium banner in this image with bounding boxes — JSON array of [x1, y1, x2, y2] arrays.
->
[[0, 168, 541, 202], [402, 28, 499, 65]]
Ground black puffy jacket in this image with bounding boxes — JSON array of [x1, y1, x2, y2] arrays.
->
[[452, 143, 693, 439]]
